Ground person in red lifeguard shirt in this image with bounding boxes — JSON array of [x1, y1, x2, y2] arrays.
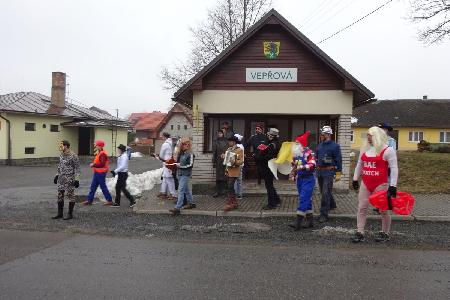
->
[[82, 140, 113, 205], [352, 126, 398, 243]]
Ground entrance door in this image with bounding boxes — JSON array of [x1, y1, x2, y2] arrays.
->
[[78, 127, 92, 155], [391, 130, 399, 150]]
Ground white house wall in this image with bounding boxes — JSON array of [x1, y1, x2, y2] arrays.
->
[[94, 127, 128, 156], [160, 114, 192, 138]]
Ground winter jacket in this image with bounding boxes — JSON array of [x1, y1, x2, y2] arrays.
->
[[255, 137, 280, 161], [177, 151, 194, 177], [225, 146, 244, 178], [316, 140, 342, 176]]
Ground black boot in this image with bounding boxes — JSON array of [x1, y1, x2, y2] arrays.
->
[[302, 213, 314, 228], [63, 202, 75, 220], [52, 202, 64, 219], [295, 215, 304, 231], [212, 181, 220, 198]]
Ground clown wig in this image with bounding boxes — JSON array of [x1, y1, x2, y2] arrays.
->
[[362, 126, 388, 155]]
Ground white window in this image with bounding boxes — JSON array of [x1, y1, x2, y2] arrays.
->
[[350, 130, 354, 143], [440, 131, 450, 143], [408, 131, 423, 142]]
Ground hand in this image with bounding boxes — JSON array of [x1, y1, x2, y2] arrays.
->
[[53, 175, 58, 184], [89, 163, 94, 168], [220, 154, 225, 159], [176, 163, 181, 167], [352, 180, 359, 191], [387, 186, 397, 199], [335, 172, 342, 182], [110, 171, 116, 177], [74, 180, 80, 188]]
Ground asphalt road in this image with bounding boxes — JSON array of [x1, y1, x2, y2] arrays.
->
[[0, 229, 449, 300]]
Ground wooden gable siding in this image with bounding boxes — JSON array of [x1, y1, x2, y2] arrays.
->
[[202, 24, 343, 90]]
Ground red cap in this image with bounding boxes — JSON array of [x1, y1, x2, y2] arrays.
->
[[95, 140, 105, 147], [295, 131, 311, 147]]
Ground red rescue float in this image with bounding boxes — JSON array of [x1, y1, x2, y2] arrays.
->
[[369, 190, 415, 215]]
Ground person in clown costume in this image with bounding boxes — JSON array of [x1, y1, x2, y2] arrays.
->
[[352, 126, 398, 243], [288, 131, 316, 230]]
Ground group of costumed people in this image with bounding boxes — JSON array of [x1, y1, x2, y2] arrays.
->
[[51, 139, 135, 220]]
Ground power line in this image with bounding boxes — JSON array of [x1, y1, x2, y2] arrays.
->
[[307, 0, 357, 35], [303, 0, 347, 32], [317, 0, 395, 44], [300, 0, 328, 28]]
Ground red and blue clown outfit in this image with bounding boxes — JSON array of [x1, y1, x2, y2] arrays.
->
[[291, 132, 316, 217]]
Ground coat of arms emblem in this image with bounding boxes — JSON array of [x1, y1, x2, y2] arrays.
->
[[263, 41, 280, 59]]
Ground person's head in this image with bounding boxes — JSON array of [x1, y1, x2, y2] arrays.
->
[[234, 133, 243, 144], [320, 126, 333, 141], [222, 122, 230, 130], [59, 140, 70, 152], [267, 128, 279, 141], [377, 123, 393, 136], [217, 129, 224, 139], [162, 132, 171, 139], [117, 144, 126, 155], [364, 126, 388, 154], [179, 137, 191, 152], [255, 124, 263, 134], [94, 140, 105, 152], [227, 136, 238, 147]]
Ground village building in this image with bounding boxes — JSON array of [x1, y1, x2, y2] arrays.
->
[[0, 72, 129, 165], [172, 9, 374, 191], [352, 98, 450, 151], [131, 111, 166, 144]]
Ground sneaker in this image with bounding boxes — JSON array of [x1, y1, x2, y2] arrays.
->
[[82, 200, 92, 206], [375, 232, 390, 242], [157, 193, 167, 199], [351, 232, 365, 243], [166, 195, 177, 201], [111, 203, 120, 207], [103, 201, 113, 206], [129, 202, 136, 208], [262, 205, 276, 210], [318, 215, 328, 223], [183, 203, 196, 209], [169, 208, 181, 216]]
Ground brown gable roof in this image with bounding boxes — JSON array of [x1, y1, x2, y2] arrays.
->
[[352, 99, 450, 128], [133, 112, 167, 130], [173, 9, 374, 107]]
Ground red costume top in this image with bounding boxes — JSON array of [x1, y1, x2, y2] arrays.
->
[[361, 147, 389, 192]]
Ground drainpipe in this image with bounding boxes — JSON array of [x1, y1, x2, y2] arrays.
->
[[0, 112, 12, 165]]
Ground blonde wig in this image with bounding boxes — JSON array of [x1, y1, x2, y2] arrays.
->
[[361, 126, 388, 155], [179, 137, 192, 152]]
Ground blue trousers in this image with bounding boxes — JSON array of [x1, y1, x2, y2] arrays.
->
[[87, 172, 112, 202], [296, 175, 315, 215], [175, 175, 194, 209]]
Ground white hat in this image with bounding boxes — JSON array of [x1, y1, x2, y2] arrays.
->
[[267, 128, 279, 137], [234, 133, 243, 142], [320, 126, 333, 135]]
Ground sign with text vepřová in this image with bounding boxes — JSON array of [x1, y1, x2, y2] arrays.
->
[[246, 68, 297, 82]]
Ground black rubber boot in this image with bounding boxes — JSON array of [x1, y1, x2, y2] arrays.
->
[[295, 215, 304, 231], [52, 202, 64, 219], [302, 213, 314, 228], [63, 202, 75, 220]]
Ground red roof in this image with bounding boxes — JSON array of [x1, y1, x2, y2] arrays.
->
[[129, 112, 152, 125], [134, 112, 167, 130]]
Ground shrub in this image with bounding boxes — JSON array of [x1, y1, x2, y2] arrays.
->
[[417, 140, 431, 152], [430, 143, 450, 153]]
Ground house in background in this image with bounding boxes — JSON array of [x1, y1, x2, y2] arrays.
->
[[130, 111, 166, 145], [172, 9, 375, 191], [0, 72, 130, 165], [153, 103, 193, 154], [351, 98, 450, 150]]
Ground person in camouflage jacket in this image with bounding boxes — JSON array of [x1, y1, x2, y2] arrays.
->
[[52, 140, 80, 220]]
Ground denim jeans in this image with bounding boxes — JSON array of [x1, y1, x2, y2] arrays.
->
[[175, 175, 193, 209], [234, 167, 243, 197], [87, 172, 112, 202], [318, 174, 336, 217]]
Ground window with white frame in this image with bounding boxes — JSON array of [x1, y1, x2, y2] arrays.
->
[[440, 131, 450, 143], [408, 131, 423, 142]]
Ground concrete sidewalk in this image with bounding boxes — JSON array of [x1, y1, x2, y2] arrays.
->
[[135, 186, 450, 221]]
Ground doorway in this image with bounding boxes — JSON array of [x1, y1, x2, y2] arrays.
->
[[78, 127, 93, 155]]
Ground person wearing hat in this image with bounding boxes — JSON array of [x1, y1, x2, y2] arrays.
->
[[377, 123, 396, 150], [316, 125, 342, 223], [234, 133, 245, 200], [288, 131, 316, 230], [212, 129, 228, 197], [82, 140, 113, 205], [110, 144, 136, 208], [222, 135, 244, 211], [257, 128, 281, 210], [52, 140, 80, 220], [246, 123, 268, 185]]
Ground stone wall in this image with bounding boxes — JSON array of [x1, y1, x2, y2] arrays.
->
[[192, 112, 215, 184]]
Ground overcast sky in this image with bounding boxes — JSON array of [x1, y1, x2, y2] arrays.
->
[[1, 0, 449, 117]]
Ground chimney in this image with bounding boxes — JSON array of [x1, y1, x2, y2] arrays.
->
[[51, 72, 66, 108], [422, 95, 428, 100]]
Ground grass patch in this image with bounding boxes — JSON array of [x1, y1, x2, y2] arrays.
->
[[350, 151, 450, 194]]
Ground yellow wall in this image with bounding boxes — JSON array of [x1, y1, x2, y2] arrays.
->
[[5, 113, 78, 159], [194, 90, 353, 115], [94, 127, 128, 157], [0, 114, 8, 159], [351, 127, 450, 151]]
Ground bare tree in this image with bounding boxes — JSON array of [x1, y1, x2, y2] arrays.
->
[[161, 0, 272, 90], [409, 0, 450, 44]]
